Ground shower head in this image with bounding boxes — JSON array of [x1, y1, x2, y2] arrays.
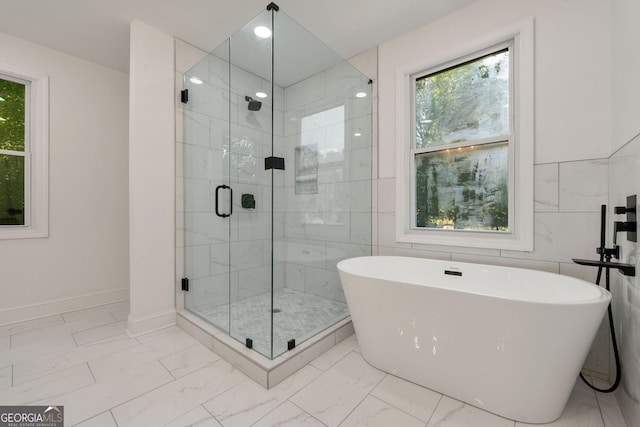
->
[[244, 96, 262, 111]]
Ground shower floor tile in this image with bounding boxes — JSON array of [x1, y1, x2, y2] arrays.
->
[[189, 288, 349, 357]]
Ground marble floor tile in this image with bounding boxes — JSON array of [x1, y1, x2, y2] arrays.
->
[[159, 343, 221, 378], [47, 361, 174, 426], [252, 401, 324, 427], [309, 333, 358, 371], [515, 381, 604, 427], [290, 351, 386, 426], [62, 301, 129, 324], [13, 333, 138, 385], [427, 396, 515, 427], [0, 364, 94, 406], [204, 364, 321, 427], [340, 395, 425, 427], [8, 328, 78, 365], [73, 411, 118, 427], [592, 378, 628, 427], [0, 315, 64, 338], [134, 325, 186, 344], [370, 373, 442, 421], [164, 406, 222, 427], [72, 320, 127, 346], [47, 311, 117, 335], [7, 313, 118, 369], [110, 360, 246, 427], [89, 331, 199, 382]]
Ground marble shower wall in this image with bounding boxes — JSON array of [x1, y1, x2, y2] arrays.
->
[[280, 60, 374, 303], [608, 134, 640, 426]]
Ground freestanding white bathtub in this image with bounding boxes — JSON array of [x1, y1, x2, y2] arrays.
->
[[337, 256, 611, 424]]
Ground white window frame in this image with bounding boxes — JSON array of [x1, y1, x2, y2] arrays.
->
[[395, 19, 534, 251], [0, 64, 49, 239]]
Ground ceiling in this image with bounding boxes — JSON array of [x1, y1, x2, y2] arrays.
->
[[0, 0, 478, 74]]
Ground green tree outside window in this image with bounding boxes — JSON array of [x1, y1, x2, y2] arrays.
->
[[0, 77, 26, 225]]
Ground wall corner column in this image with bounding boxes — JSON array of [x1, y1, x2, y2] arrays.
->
[[127, 19, 176, 336]]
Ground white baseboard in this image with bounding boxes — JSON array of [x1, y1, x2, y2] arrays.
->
[[126, 309, 177, 337], [0, 287, 130, 326]]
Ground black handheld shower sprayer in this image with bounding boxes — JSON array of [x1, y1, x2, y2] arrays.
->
[[572, 204, 627, 393]]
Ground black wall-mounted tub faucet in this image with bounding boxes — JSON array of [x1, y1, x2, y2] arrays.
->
[[613, 221, 637, 244], [613, 194, 637, 243]]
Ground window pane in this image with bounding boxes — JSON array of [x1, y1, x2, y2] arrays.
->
[[415, 49, 509, 149], [0, 78, 26, 152], [415, 142, 508, 231], [0, 154, 25, 225]]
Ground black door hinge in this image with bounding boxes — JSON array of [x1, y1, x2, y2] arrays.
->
[[265, 156, 285, 170], [181, 89, 189, 104], [181, 277, 189, 291]]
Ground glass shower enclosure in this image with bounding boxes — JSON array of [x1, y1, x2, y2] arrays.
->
[[181, 3, 372, 359]]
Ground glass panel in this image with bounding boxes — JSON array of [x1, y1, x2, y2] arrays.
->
[[273, 11, 372, 358], [415, 49, 509, 149], [183, 39, 233, 334], [0, 154, 25, 225], [415, 142, 508, 231], [0, 77, 26, 152], [227, 9, 274, 358]]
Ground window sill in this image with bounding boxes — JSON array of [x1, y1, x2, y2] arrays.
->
[[396, 226, 533, 251], [0, 226, 48, 240]]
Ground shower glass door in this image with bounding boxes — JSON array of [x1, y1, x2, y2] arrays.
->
[[183, 39, 233, 336]]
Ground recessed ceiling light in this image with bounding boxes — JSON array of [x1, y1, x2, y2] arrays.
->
[[189, 77, 203, 85], [355, 92, 367, 98], [254, 26, 272, 38], [354, 132, 362, 137], [255, 91, 268, 99]]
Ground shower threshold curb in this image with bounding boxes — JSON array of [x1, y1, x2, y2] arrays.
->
[[176, 310, 354, 388]]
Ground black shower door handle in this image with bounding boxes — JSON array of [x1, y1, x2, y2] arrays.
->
[[215, 184, 232, 218]]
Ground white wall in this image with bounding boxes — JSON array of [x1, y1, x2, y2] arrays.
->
[[128, 20, 176, 336], [376, 0, 613, 376], [0, 31, 129, 325], [613, 0, 640, 152]]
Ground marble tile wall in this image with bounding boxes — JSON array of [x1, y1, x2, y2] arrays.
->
[[281, 60, 374, 303], [608, 133, 640, 426]]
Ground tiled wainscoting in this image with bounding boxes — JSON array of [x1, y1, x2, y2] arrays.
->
[[0, 302, 628, 426]]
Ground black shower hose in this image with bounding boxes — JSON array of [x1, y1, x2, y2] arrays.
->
[[579, 265, 621, 393]]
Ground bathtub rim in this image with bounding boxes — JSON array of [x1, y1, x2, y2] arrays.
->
[[337, 255, 611, 306]]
